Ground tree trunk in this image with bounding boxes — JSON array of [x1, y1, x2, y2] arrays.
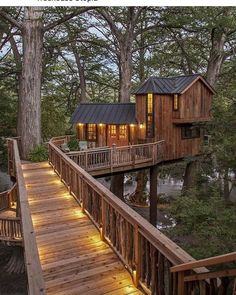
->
[[182, 160, 200, 192], [206, 28, 226, 87], [119, 44, 132, 103], [150, 165, 158, 226], [131, 170, 148, 204], [110, 173, 124, 200], [18, 7, 43, 159], [72, 45, 87, 103], [223, 169, 230, 203]]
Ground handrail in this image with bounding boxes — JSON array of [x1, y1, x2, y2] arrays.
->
[[9, 139, 45, 295], [49, 138, 205, 294], [171, 252, 236, 272]]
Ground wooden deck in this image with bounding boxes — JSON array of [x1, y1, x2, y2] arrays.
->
[[22, 161, 143, 295]]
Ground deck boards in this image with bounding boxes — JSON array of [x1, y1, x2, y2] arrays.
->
[[22, 162, 143, 295]]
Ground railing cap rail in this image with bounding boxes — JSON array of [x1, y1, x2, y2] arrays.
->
[[170, 252, 236, 273]]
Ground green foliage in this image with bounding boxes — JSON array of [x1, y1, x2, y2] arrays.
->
[[67, 137, 79, 151], [28, 145, 48, 162], [164, 188, 236, 260]]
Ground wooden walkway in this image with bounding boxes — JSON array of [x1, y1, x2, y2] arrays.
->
[[22, 161, 143, 295]]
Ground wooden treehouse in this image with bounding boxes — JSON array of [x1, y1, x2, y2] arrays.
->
[[1, 74, 235, 294], [72, 74, 215, 161]]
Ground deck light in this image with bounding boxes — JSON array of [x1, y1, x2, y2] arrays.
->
[[78, 123, 83, 127], [139, 122, 144, 129], [99, 123, 104, 127], [130, 124, 135, 127]]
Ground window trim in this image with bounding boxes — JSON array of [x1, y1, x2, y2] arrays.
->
[[181, 124, 201, 140]]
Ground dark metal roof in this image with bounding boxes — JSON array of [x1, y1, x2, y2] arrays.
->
[[134, 74, 215, 94], [71, 103, 137, 124]]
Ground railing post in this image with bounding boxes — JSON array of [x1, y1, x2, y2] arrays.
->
[[85, 151, 88, 171], [178, 271, 185, 295], [133, 225, 141, 287], [101, 197, 106, 241]]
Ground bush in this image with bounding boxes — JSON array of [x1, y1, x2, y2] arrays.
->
[[29, 145, 48, 162], [163, 189, 236, 260], [67, 137, 79, 151]]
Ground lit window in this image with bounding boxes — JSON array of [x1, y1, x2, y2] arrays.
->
[[181, 125, 200, 139], [110, 125, 117, 138], [173, 94, 179, 111], [147, 93, 153, 113], [147, 93, 154, 138], [87, 124, 96, 141], [119, 125, 127, 139]]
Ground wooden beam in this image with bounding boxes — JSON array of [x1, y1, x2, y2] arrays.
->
[[149, 165, 158, 226]]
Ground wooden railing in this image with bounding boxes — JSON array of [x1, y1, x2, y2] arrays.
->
[[49, 138, 210, 294], [8, 139, 45, 295], [51, 136, 165, 176], [0, 216, 22, 242], [0, 183, 17, 212], [171, 252, 236, 295]]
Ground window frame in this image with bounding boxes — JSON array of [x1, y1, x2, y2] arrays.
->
[[173, 94, 179, 111], [181, 124, 201, 140], [146, 93, 154, 138], [87, 124, 97, 141]]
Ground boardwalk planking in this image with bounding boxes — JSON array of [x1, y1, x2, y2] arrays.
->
[[22, 162, 143, 295]]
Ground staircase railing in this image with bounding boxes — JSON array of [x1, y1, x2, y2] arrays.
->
[[0, 183, 17, 212]]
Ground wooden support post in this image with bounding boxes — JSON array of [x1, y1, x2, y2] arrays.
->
[[177, 271, 185, 295], [101, 198, 106, 241], [133, 225, 140, 287], [149, 165, 158, 226]]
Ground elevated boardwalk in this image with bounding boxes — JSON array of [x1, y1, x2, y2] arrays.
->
[[22, 161, 143, 295], [5, 138, 236, 295]]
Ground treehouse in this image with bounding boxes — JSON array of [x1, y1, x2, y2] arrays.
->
[[71, 74, 215, 161]]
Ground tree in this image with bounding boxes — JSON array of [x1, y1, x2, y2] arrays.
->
[[0, 7, 92, 158]]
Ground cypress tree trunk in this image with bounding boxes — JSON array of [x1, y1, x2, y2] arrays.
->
[[18, 7, 43, 159]]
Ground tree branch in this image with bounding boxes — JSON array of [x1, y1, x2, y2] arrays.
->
[[43, 7, 94, 32], [0, 10, 22, 30]]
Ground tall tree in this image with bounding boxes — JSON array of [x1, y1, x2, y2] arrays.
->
[[0, 7, 91, 158]]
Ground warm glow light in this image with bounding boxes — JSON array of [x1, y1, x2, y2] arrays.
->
[[130, 124, 135, 127], [139, 123, 144, 129], [99, 123, 104, 127], [78, 123, 83, 127]]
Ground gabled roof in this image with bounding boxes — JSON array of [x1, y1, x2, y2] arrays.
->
[[134, 74, 215, 95], [71, 103, 137, 124]]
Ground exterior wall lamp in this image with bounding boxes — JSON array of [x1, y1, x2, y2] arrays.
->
[[139, 122, 144, 129]]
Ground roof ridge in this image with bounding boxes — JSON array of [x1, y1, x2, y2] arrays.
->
[[149, 73, 201, 80]]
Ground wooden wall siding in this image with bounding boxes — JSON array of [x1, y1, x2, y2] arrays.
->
[[97, 125, 106, 147], [179, 80, 212, 120], [135, 95, 147, 141]]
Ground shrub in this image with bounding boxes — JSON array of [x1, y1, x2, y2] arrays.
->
[[67, 137, 79, 151], [29, 144, 48, 162]]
